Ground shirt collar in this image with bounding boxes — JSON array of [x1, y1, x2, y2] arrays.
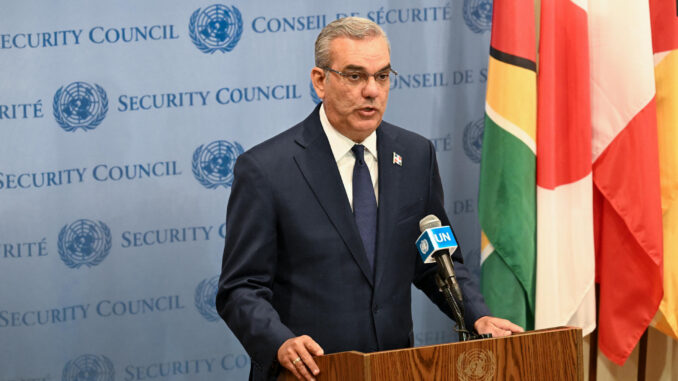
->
[[320, 103, 378, 162]]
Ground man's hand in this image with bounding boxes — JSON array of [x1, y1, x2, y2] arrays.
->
[[277, 335, 324, 381], [474, 316, 524, 337]]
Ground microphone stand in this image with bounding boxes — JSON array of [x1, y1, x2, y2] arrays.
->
[[435, 273, 491, 342]]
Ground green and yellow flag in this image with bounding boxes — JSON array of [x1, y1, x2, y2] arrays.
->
[[478, 0, 537, 330]]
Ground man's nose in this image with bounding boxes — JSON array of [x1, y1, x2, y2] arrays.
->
[[362, 76, 381, 98]]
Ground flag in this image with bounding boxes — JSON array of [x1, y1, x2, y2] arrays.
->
[[589, 0, 664, 365], [650, 0, 678, 341], [535, 0, 596, 335], [478, 0, 537, 330]]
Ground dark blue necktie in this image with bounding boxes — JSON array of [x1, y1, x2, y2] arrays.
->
[[352, 144, 377, 270]]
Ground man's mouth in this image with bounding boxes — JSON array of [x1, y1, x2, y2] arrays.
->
[[357, 107, 377, 116]]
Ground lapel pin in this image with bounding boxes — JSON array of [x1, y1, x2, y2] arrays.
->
[[393, 152, 402, 166]]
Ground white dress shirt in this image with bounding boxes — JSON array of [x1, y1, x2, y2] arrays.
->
[[319, 104, 379, 210]]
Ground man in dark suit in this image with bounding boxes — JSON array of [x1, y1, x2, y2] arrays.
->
[[216, 17, 522, 381]]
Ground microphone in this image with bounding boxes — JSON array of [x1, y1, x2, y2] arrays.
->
[[416, 214, 469, 340], [416, 215, 464, 305]]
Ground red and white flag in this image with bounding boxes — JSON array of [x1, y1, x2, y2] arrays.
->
[[589, 0, 664, 365], [535, 0, 596, 336]]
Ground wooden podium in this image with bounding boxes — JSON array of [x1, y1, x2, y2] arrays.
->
[[278, 327, 583, 381]]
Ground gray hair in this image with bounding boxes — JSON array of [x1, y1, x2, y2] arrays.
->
[[314, 17, 390, 69]]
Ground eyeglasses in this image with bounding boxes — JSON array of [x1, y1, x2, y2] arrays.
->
[[322, 67, 398, 86]]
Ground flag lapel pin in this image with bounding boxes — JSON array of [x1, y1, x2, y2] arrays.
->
[[393, 152, 402, 166]]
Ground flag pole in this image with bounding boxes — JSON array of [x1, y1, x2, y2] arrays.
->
[[637, 328, 648, 381], [589, 284, 600, 381]]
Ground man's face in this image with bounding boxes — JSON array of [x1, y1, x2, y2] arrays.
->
[[312, 36, 391, 143]]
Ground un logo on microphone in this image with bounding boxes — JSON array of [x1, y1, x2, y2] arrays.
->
[[62, 354, 115, 381], [192, 140, 244, 189], [463, 118, 484, 164], [58, 219, 112, 269], [53, 82, 108, 132], [463, 0, 493, 33], [195, 275, 220, 322], [189, 4, 243, 54], [419, 239, 430, 256]]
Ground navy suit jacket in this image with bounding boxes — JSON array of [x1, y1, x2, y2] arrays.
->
[[216, 105, 490, 380]]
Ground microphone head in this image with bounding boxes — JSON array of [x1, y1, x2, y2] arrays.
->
[[419, 214, 442, 232], [416, 215, 457, 264]]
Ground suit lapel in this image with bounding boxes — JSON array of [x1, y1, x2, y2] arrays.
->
[[374, 126, 405, 288], [293, 108, 375, 286]]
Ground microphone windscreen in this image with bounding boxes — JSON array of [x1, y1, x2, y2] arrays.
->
[[419, 214, 442, 232]]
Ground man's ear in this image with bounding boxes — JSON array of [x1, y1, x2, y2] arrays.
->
[[310, 67, 326, 99]]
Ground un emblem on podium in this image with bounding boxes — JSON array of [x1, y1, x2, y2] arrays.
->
[[195, 275, 220, 322], [192, 140, 244, 189], [58, 219, 112, 269], [463, 0, 493, 33], [189, 4, 243, 53], [53, 82, 108, 132], [463, 118, 485, 164], [62, 354, 115, 381], [457, 349, 496, 381]]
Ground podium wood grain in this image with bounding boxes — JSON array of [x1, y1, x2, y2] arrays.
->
[[278, 327, 583, 381]]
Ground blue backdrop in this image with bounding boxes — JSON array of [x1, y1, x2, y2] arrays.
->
[[0, 1, 492, 379]]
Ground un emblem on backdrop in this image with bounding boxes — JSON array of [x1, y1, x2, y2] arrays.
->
[[189, 4, 243, 53], [62, 354, 115, 381], [463, 118, 485, 164], [53, 82, 108, 132], [195, 275, 220, 321], [310, 81, 322, 105], [463, 0, 493, 33], [192, 140, 244, 189], [58, 219, 112, 269]]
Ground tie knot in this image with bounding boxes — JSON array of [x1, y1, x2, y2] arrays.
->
[[352, 144, 365, 164]]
